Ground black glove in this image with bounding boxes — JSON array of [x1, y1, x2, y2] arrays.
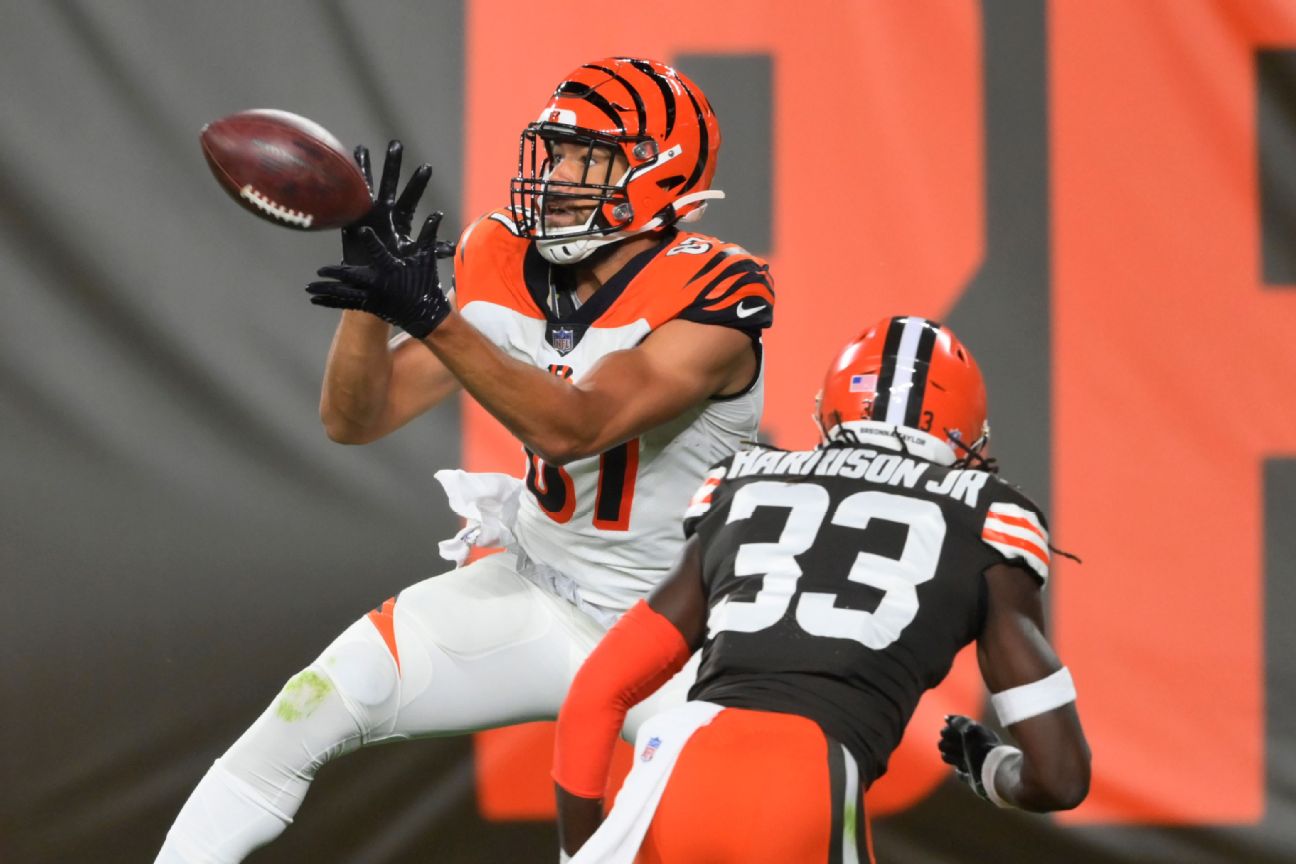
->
[[939, 714, 1004, 802], [308, 216, 451, 339], [342, 140, 437, 264]]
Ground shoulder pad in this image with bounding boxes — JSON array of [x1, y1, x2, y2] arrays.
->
[[673, 239, 775, 331], [453, 209, 535, 312], [455, 208, 524, 268]]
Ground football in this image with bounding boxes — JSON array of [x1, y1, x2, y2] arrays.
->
[[199, 109, 371, 230]]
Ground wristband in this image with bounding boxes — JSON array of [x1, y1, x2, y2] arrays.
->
[[980, 744, 1022, 809]]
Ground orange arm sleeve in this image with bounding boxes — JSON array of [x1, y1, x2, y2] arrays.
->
[[553, 599, 692, 798]]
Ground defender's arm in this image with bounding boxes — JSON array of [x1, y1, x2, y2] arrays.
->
[[552, 536, 708, 856], [942, 562, 1091, 812]]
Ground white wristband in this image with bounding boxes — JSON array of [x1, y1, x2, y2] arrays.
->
[[991, 666, 1076, 726], [980, 744, 1022, 809]]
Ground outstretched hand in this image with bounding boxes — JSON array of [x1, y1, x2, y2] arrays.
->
[[938, 714, 1004, 802], [308, 213, 452, 339], [343, 140, 453, 264]]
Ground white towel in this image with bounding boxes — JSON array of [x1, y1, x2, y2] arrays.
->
[[570, 701, 725, 864], [433, 470, 523, 567]]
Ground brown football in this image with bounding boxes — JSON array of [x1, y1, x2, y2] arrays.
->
[[199, 109, 371, 231]]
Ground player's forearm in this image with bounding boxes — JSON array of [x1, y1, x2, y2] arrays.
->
[[555, 784, 604, 857], [319, 311, 396, 443], [422, 312, 605, 463], [989, 743, 1090, 812], [552, 602, 691, 804]]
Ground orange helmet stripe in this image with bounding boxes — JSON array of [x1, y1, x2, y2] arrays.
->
[[628, 58, 677, 137], [582, 62, 647, 135]]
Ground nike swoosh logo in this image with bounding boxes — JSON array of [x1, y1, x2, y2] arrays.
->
[[736, 300, 766, 318]]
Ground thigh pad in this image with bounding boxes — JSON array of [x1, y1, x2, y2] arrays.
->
[[396, 553, 553, 657]]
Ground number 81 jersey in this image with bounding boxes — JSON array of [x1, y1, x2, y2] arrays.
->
[[454, 212, 774, 613], [682, 441, 1052, 785]]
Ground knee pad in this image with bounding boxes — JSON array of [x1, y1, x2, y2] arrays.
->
[[219, 614, 409, 818], [308, 614, 404, 738], [319, 635, 399, 709]]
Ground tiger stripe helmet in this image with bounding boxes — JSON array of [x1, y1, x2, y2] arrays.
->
[[816, 316, 990, 466], [510, 57, 724, 264]]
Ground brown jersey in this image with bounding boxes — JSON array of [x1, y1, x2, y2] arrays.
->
[[682, 442, 1050, 784]]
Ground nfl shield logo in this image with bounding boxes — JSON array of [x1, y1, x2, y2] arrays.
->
[[552, 327, 576, 354]]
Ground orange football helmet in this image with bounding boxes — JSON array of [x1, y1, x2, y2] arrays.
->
[[510, 57, 724, 264], [816, 316, 990, 466]]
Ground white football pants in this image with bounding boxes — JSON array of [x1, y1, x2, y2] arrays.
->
[[154, 551, 696, 864]]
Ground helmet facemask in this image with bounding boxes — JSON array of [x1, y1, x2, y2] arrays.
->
[[511, 125, 641, 264]]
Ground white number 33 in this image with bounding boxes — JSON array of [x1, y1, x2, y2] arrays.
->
[[709, 481, 947, 650]]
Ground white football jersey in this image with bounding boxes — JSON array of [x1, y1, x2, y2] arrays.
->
[[454, 211, 775, 611]]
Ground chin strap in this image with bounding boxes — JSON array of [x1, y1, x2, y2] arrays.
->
[[948, 429, 997, 473], [636, 190, 727, 232], [671, 189, 726, 224]]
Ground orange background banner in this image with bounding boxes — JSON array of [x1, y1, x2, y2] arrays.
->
[[1052, 0, 1296, 824], [462, 0, 1296, 834]]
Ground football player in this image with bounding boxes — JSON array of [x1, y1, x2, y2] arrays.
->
[[155, 58, 774, 863], [552, 316, 1090, 863]]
